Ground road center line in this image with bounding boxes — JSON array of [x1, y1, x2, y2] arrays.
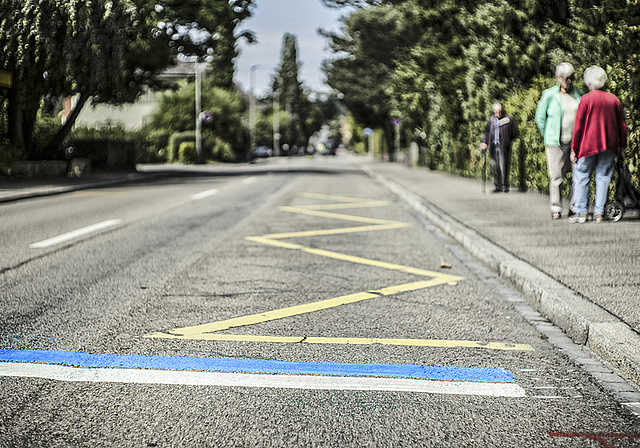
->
[[29, 219, 122, 249], [190, 188, 219, 200]]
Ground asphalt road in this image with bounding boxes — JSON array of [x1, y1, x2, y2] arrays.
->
[[1, 156, 639, 447]]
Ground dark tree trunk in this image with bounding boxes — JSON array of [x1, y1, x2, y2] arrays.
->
[[7, 86, 37, 159], [45, 91, 90, 155]]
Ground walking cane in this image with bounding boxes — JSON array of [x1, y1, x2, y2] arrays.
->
[[482, 149, 487, 194]]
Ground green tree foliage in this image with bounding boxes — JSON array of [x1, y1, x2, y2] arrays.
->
[[321, 0, 408, 7], [145, 78, 246, 161], [273, 33, 305, 149], [274, 34, 303, 113], [325, 0, 640, 189], [254, 105, 289, 150], [268, 33, 328, 151], [1, 0, 153, 158], [388, 1, 469, 169], [605, 1, 640, 170], [201, 0, 255, 88], [322, 5, 420, 159], [0, 0, 253, 160]]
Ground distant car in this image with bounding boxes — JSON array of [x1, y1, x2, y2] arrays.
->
[[323, 144, 337, 156], [252, 146, 272, 158]]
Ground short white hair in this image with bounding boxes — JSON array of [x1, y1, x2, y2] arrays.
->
[[584, 66, 607, 90], [556, 63, 575, 78]]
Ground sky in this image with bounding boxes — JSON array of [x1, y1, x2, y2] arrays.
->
[[234, 0, 352, 97]]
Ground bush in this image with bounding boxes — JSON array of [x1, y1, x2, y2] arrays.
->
[[0, 138, 24, 175], [72, 125, 126, 141], [503, 77, 551, 193], [132, 128, 171, 163], [167, 131, 195, 163], [148, 84, 248, 157], [32, 116, 65, 160], [178, 141, 197, 164], [203, 134, 235, 162], [70, 139, 136, 170], [352, 141, 366, 154]]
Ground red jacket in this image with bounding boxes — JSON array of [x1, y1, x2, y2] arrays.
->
[[571, 90, 627, 160]]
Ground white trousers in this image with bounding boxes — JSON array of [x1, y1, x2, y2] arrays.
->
[[545, 144, 574, 214]]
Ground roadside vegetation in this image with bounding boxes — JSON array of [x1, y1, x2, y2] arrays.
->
[[0, 0, 255, 167], [321, 0, 640, 193], [1, 0, 638, 197]]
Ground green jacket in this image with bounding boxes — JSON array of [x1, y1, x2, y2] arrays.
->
[[535, 84, 584, 147]]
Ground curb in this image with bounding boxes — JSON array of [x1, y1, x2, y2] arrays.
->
[[0, 173, 156, 204], [364, 165, 640, 390]]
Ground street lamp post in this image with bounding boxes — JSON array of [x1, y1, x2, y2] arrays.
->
[[249, 64, 260, 153]]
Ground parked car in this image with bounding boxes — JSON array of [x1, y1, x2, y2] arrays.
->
[[323, 142, 337, 156], [252, 146, 272, 158]]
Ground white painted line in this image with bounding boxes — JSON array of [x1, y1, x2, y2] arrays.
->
[[190, 189, 219, 201], [242, 177, 257, 185], [29, 219, 122, 249], [0, 362, 525, 397]]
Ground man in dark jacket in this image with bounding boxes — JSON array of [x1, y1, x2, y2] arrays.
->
[[480, 103, 519, 192]]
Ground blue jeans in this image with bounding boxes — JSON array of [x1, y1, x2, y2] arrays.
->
[[573, 150, 616, 215]]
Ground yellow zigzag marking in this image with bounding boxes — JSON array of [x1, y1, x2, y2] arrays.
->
[[145, 193, 533, 351]]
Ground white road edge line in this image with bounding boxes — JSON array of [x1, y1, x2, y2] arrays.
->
[[242, 177, 257, 185], [190, 189, 219, 201], [0, 362, 525, 397], [29, 219, 123, 249]]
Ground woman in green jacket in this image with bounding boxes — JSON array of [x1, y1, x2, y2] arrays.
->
[[535, 63, 584, 220]]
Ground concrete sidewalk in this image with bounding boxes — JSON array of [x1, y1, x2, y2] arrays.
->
[[363, 160, 640, 391]]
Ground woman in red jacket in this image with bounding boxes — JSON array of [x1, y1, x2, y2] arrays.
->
[[570, 66, 627, 223]]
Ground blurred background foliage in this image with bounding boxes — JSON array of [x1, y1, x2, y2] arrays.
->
[[322, 0, 640, 193]]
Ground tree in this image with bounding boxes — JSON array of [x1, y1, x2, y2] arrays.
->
[[196, 0, 255, 88], [321, 0, 408, 7], [388, 0, 470, 169], [601, 1, 640, 172], [271, 33, 307, 150], [1, 0, 172, 158], [146, 78, 247, 160], [0, 0, 254, 159], [322, 5, 420, 159]]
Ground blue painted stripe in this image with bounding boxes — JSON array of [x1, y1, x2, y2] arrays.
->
[[0, 349, 514, 383]]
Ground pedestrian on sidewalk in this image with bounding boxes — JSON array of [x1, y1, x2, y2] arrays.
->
[[569, 66, 627, 224], [480, 102, 519, 193], [535, 62, 584, 220]]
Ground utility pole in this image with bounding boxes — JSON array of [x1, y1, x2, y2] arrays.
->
[[273, 89, 280, 156], [195, 60, 203, 164], [249, 64, 259, 153]]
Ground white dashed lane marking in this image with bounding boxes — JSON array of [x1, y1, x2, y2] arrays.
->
[[29, 219, 122, 249]]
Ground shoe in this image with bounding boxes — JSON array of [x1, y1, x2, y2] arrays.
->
[[551, 212, 561, 220], [492, 188, 501, 193], [594, 214, 604, 223], [502, 186, 510, 193], [568, 213, 587, 224], [568, 210, 576, 218]]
